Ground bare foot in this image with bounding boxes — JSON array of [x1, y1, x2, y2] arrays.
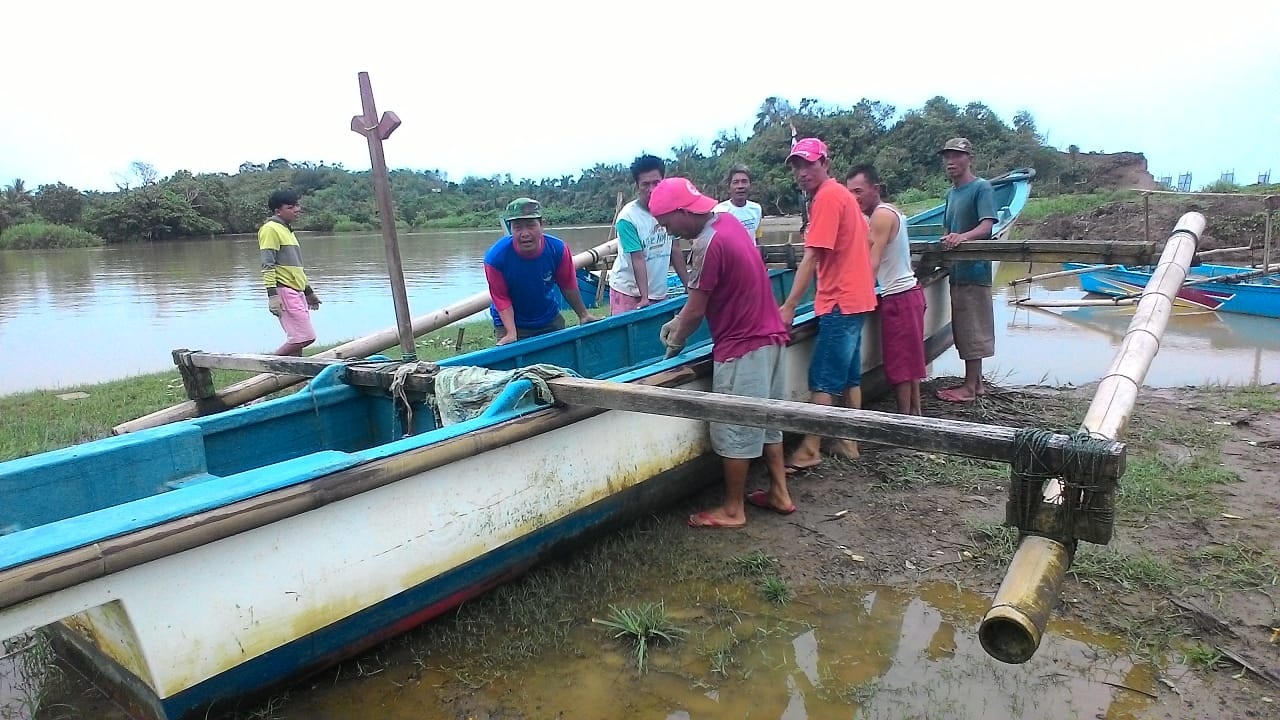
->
[[936, 385, 978, 403], [783, 452, 822, 474], [827, 438, 860, 459], [687, 509, 746, 529]]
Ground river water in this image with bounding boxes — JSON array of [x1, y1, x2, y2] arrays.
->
[[1, 228, 1276, 396]]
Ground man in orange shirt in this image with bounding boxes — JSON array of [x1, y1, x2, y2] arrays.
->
[[778, 138, 878, 471]]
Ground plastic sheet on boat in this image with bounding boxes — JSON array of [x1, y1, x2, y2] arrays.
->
[[429, 364, 581, 426]]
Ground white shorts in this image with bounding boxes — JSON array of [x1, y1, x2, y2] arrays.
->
[[709, 343, 786, 459]]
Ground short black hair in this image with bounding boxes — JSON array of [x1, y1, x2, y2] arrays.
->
[[268, 189, 300, 211], [630, 154, 666, 184], [845, 164, 880, 185], [726, 164, 752, 182]]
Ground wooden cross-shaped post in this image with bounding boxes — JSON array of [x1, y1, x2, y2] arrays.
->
[[351, 71, 416, 362]]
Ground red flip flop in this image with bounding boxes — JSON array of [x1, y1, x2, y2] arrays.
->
[[746, 490, 797, 515], [688, 511, 745, 529]]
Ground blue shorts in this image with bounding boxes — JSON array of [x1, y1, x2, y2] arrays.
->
[[808, 309, 866, 395]]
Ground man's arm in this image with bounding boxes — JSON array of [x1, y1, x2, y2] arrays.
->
[[485, 263, 519, 345], [630, 250, 650, 306], [554, 245, 599, 323], [779, 189, 835, 323], [670, 239, 690, 288], [663, 287, 710, 349], [867, 206, 899, 277], [779, 247, 821, 327]]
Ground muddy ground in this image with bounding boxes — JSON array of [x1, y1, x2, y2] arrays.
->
[[1024, 193, 1276, 253], [29, 381, 1279, 720]]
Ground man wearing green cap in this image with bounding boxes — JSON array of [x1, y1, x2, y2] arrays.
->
[[483, 198, 600, 345], [936, 137, 998, 402]]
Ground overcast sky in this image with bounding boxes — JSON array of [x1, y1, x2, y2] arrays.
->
[[5, 1, 1276, 193]]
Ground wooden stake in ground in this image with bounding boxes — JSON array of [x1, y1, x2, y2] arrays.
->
[[350, 71, 415, 362]]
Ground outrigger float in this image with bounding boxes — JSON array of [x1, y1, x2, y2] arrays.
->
[[0, 72, 1209, 719]]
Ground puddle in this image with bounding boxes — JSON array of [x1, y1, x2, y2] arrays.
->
[[277, 582, 1161, 720], [1, 635, 55, 720]]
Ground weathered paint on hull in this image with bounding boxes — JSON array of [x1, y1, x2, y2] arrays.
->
[[30, 281, 953, 720]]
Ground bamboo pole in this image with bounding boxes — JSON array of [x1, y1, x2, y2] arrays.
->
[[979, 211, 1205, 665], [1007, 264, 1119, 287], [1010, 297, 1138, 308], [111, 238, 620, 435], [1195, 245, 1252, 259]]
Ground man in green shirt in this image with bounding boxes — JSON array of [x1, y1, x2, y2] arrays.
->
[[936, 138, 997, 403]]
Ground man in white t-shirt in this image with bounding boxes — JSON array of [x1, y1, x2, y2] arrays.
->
[[608, 154, 690, 314], [712, 164, 764, 244]]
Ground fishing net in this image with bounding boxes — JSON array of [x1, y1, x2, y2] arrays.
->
[[425, 363, 581, 427], [1006, 428, 1122, 550]]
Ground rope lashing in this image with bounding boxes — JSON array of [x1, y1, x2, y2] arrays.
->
[[1007, 428, 1120, 547]]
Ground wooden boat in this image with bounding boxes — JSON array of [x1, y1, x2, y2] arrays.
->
[[0, 168, 1035, 718], [1062, 262, 1280, 319], [0, 272, 948, 720]]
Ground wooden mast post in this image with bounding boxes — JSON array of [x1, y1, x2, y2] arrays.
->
[[350, 71, 415, 362], [978, 212, 1206, 665]]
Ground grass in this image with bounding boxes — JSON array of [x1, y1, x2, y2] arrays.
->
[[760, 576, 794, 606], [0, 221, 104, 249], [1019, 190, 1134, 221], [593, 601, 687, 673], [1069, 545, 1181, 592], [965, 521, 1019, 565], [1180, 642, 1223, 671], [0, 312, 530, 462], [867, 451, 1006, 492], [1192, 539, 1279, 591], [1223, 385, 1280, 412], [1116, 454, 1236, 520], [1, 632, 62, 720], [730, 550, 777, 578]]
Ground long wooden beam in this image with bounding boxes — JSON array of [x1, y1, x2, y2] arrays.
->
[[171, 350, 437, 396], [752, 239, 1165, 266], [543, 377, 1125, 477]]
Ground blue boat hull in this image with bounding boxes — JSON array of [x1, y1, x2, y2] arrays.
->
[[1064, 262, 1280, 319]]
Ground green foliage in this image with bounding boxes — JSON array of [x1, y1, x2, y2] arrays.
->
[[10, 95, 1092, 245], [0, 221, 104, 249], [1201, 178, 1241, 193]]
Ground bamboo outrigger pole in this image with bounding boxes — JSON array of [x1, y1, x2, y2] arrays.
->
[[351, 71, 415, 361], [978, 211, 1206, 665], [111, 239, 620, 434]]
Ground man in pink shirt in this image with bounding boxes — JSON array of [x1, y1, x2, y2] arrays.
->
[[651, 178, 795, 528]]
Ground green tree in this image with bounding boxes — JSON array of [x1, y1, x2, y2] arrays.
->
[[32, 182, 87, 225]]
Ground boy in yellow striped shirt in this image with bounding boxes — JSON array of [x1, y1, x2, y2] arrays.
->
[[258, 190, 321, 355]]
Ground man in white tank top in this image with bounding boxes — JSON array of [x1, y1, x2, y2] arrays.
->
[[847, 166, 927, 415]]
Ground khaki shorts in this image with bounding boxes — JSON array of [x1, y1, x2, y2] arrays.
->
[[710, 344, 786, 459], [950, 283, 995, 360]]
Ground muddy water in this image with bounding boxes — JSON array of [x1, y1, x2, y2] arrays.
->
[[277, 582, 1161, 720], [4, 233, 1278, 396], [928, 262, 1280, 387]]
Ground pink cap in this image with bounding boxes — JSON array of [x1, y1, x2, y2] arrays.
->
[[648, 177, 718, 216], [786, 137, 829, 164]]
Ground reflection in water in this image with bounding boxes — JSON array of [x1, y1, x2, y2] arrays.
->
[[3, 240, 1277, 396], [930, 262, 1280, 387], [277, 582, 1160, 720]]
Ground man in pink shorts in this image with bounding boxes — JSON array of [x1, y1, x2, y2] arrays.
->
[[258, 190, 321, 356], [846, 166, 926, 415], [650, 177, 794, 529]]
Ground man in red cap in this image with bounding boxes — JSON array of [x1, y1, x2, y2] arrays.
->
[[651, 177, 795, 528], [777, 138, 877, 471]]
